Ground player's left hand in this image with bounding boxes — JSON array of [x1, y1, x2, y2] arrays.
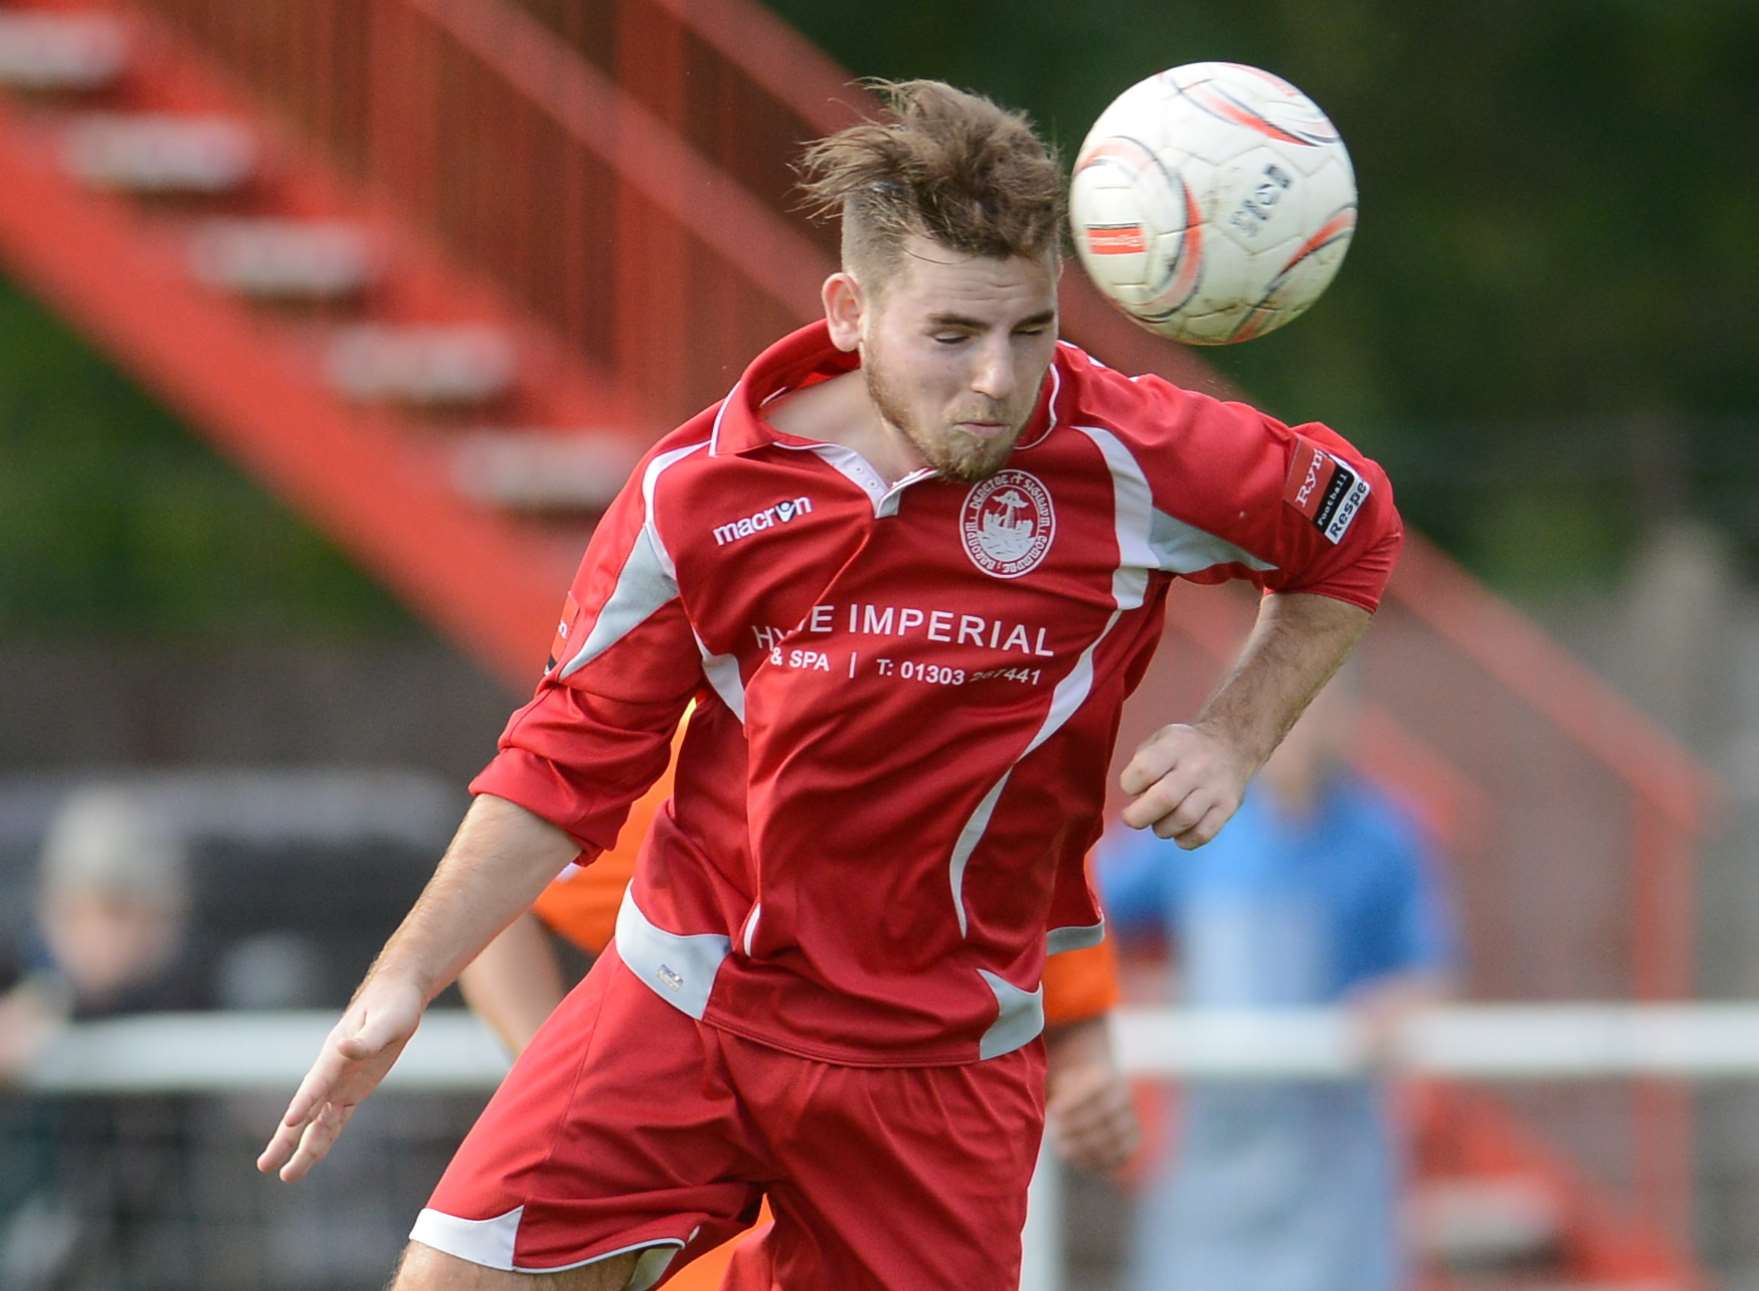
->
[[1047, 1059, 1139, 1174], [1118, 721, 1252, 849], [1045, 1017, 1139, 1174]]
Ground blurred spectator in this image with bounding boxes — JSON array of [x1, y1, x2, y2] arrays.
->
[[2, 787, 203, 1058], [0, 786, 207, 1288], [1098, 680, 1457, 1291]]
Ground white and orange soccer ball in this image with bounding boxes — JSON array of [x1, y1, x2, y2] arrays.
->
[[1069, 62, 1357, 345]]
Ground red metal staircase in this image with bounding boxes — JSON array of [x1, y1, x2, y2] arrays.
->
[[0, 1, 1719, 1286], [0, 0, 655, 678]]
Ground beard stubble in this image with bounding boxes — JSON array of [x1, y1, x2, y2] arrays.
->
[[861, 359, 1022, 484]]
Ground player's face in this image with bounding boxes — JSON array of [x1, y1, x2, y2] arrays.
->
[[844, 237, 1059, 482]]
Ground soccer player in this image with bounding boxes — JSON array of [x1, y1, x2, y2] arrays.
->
[[258, 79, 1401, 1290]]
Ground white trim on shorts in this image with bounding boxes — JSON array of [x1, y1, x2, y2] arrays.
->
[[410, 1206, 686, 1288]]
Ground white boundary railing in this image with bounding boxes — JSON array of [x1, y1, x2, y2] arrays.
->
[[27, 1004, 1759, 1093], [22, 1005, 1756, 1289]]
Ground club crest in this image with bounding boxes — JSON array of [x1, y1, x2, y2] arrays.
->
[[960, 470, 1055, 578]]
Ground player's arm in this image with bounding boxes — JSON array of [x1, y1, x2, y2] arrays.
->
[[1044, 1016, 1136, 1173], [457, 911, 568, 1058], [257, 794, 575, 1182], [1121, 590, 1369, 846], [1089, 360, 1401, 848], [1042, 939, 1138, 1174], [261, 436, 705, 1182], [459, 714, 686, 1056]]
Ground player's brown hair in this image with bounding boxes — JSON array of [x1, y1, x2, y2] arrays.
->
[[796, 79, 1063, 288]]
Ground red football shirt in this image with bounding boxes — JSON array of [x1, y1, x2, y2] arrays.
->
[[472, 322, 1401, 1066]]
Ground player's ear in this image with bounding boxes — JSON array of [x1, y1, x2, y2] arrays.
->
[[822, 272, 864, 352]]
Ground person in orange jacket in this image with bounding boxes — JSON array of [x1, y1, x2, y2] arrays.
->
[[459, 714, 1136, 1289]]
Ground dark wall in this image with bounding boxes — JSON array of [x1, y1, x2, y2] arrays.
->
[[2, 641, 516, 785]]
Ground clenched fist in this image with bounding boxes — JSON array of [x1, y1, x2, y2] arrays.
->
[[1119, 721, 1253, 849]]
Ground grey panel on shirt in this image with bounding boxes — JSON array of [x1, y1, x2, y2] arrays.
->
[[1149, 506, 1276, 576], [560, 524, 678, 679], [977, 968, 1045, 1060], [1046, 920, 1106, 955], [614, 886, 731, 1021]]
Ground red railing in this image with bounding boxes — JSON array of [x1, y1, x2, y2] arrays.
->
[[132, 0, 825, 428], [509, 0, 1240, 400]]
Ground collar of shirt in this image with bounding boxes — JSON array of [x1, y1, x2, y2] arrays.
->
[[706, 321, 1061, 459]]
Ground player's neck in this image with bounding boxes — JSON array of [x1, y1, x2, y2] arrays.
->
[[766, 370, 928, 486]]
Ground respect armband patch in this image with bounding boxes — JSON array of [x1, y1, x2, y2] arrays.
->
[[1284, 436, 1371, 544]]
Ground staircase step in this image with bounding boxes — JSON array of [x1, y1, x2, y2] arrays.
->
[[1410, 1175, 1564, 1270], [61, 112, 255, 193], [0, 14, 126, 91], [189, 219, 376, 300], [451, 432, 641, 512], [326, 325, 517, 407]]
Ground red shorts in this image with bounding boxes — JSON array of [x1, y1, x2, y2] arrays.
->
[[414, 945, 1047, 1289]]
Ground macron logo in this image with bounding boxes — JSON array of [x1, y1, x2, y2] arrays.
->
[[713, 496, 813, 546]]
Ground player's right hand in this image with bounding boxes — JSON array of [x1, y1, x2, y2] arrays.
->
[[1118, 720, 1252, 849], [256, 975, 424, 1182]]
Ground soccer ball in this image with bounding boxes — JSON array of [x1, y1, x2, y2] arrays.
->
[[1069, 62, 1356, 345]]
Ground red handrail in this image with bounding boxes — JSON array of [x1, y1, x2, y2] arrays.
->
[[404, 0, 824, 322]]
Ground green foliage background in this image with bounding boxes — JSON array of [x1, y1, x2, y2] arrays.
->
[[766, 0, 1759, 585], [0, 279, 415, 638], [1, 1, 1754, 637]]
